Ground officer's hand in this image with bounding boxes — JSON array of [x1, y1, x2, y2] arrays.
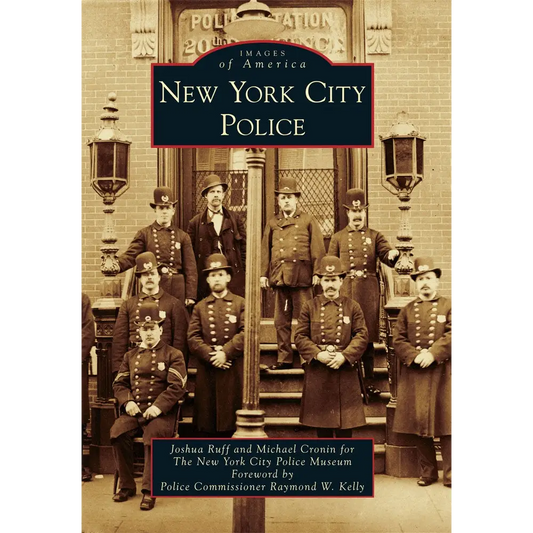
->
[[316, 351, 334, 364], [143, 405, 162, 420], [185, 298, 196, 307], [413, 349, 428, 365], [260, 277, 270, 289], [312, 275, 321, 286], [327, 353, 346, 370], [210, 351, 229, 368], [418, 351, 435, 368], [125, 401, 141, 417], [388, 249, 400, 262]]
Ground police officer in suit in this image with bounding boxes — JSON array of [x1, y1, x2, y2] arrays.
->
[[117, 187, 197, 306], [261, 177, 326, 369], [187, 174, 246, 301], [295, 256, 368, 437], [111, 301, 187, 510], [187, 253, 245, 437], [112, 252, 189, 375], [393, 257, 451, 487], [328, 188, 399, 390], [82, 293, 95, 482]]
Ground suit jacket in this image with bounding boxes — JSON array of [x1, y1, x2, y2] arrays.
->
[[328, 226, 397, 340], [295, 295, 368, 429], [261, 208, 325, 288], [187, 207, 246, 300], [187, 291, 245, 432], [111, 341, 187, 444], [117, 222, 198, 301], [392, 294, 451, 437], [112, 289, 189, 373]]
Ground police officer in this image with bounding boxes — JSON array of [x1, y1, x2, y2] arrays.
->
[[261, 177, 325, 369], [187, 253, 245, 437], [187, 174, 246, 301], [111, 301, 187, 510], [295, 256, 368, 438], [393, 257, 451, 487], [328, 188, 399, 390], [117, 187, 197, 306], [112, 252, 189, 374]]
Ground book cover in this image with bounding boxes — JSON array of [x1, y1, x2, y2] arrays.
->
[[81, 1, 451, 531]]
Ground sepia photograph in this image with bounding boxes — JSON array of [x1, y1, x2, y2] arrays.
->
[[81, 0, 452, 531]]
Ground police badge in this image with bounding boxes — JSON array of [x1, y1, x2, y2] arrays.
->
[[228, 314, 237, 323], [157, 362, 165, 371], [175, 242, 181, 250]]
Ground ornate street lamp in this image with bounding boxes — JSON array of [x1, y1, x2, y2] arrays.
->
[[380, 111, 425, 296], [380, 112, 427, 478], [224, 0, 284, 40], [87, 92, 131, 473], [224, 5, 284, 533]]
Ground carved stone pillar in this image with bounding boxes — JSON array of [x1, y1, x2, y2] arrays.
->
[[365, 0, 392, 55], [130, 0, 158, 58]]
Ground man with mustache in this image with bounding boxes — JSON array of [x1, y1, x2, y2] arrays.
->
[[112, 251, 189, 375], [187, 174, 246, 301], [393, 257, 451, 488], [261, 177, 326, 369], [187, 253, 245, 436], [111, 300, 187, 510], [328, 188, 399, 393], [117, 187, 197, 306], [295, 256, 368, 437]]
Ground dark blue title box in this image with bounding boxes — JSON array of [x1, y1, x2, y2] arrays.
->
[[152, 41, 373, 148], [152, 439, 374, 497]]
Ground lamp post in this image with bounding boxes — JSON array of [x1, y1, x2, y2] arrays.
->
[[86, 92, 131, 472], [224, 4, 284, 532], [380, 111, 426, 477]]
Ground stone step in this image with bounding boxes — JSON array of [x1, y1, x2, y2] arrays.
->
[[182, 392, 387, 418]]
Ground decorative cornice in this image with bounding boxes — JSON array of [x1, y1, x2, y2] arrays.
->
[[130, 0, 158, 58], [365, 0, 392, 55]]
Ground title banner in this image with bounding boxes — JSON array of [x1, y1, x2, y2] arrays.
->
[[152, 42, 373, 148], [152, 438, 374, 497]]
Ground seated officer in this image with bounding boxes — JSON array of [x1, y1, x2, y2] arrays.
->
[[295, 256, 368, 438], [111, 301, 187, 510]]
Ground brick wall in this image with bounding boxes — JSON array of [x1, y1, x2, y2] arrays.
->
[[82, 0, 451, 299], [368, 0, 451, 296], [82, 0, 157, 301]]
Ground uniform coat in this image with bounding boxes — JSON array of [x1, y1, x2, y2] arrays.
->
[[392, 294, 451, 437], [328, 226, 397, 341], [112, 289, 189, 373], [295, 295, 368, 429], [117, 222, 198, 302], [111, 342, 187, 445], [187, 207, 246, 300], [261, 208, 325, 287], [82, 293, 95, 424], [187, 291, 245, 433]]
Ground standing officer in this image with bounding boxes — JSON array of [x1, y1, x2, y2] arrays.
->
[[328, 188, 399, 390], [187, 253, 245, 437], [261, 177, 325, 369], [117, 187, 197, 306], [111, 301, 187, 510], [187, 174, 246, 300], [112, 252, 189, 375], [295, 256, 368, 437], [393, 257, 451, 487], [82, 293, 95, 482]]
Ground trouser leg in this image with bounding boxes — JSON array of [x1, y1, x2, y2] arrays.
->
[[142, 445, 152, 494], [334, 428, 352, 438], [316, 428, 334, 438], [113, 429, 137, 491], [361, 343, 375, 379], [274, 287, 294, 364], [440, 435, 452, 485], [416, 436, 438, 480]]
